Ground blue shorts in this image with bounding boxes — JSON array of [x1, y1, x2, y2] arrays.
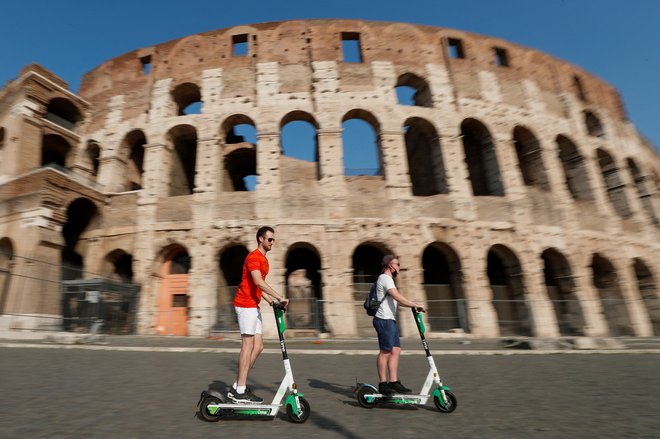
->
[[373, 318, 400, 351]]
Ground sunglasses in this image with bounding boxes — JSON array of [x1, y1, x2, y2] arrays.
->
[[267, 238, 275, 243]]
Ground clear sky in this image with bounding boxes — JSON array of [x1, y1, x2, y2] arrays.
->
[[1, 0, 658, 151]]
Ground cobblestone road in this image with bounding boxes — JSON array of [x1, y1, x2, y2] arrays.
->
[[1, 346, 658, 438]]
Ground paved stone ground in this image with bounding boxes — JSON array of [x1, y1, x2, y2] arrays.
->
[[1, 344, 659, 438]]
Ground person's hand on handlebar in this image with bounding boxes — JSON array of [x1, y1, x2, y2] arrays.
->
[[414, 305, 426, 313]]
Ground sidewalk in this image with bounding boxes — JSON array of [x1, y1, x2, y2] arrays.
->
[[2, 329, 660, 354]]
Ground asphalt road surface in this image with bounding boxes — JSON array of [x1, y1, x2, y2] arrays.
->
[[1, 347, 658, 438]]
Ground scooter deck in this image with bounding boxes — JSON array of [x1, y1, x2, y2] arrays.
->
[[369, 392, 429, 403]]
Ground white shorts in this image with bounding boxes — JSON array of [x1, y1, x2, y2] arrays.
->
[[235, 306, 262, 335]]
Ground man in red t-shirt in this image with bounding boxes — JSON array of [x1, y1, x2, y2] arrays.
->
[[228, 226, 288, 403]]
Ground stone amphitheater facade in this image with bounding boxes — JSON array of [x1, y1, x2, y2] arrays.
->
[[0, 19, 658, 339]]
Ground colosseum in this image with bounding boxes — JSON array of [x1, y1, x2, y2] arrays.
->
[[0, 19, 658, 341]]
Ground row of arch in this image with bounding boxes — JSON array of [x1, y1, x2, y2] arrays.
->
[[37, 110, 658, 225]]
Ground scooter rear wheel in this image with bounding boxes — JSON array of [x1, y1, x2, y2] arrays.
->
[[286, 396, 310, 423], [434, 390, 457, 413], [199, 395, 223, 422], [356, 386, 378, 408]]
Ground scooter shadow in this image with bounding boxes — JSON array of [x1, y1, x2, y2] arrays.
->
[[307, 378, 419, 410]]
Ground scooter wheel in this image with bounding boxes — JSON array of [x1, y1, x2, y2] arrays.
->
[[199, 395, 223, 422], [286, 396, 310, 423], [434, 390, 457, 413], [356, 386, 378, 409]]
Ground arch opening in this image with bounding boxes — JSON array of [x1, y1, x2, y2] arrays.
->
[[461, 119, 504, 196], [541, 249, 585, 335], [223, 120, 257, 191], [285, 243, 323, 331], [633, 258, 659, 335], [513, 126, 549, 190], [404, 118, 448, 196], [591, 254, 634, 336], [487, 245, 530, 336], [167, 125, 198, 196], [556, 135, 594, 201]]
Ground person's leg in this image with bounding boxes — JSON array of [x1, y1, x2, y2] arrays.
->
[[386, 346, 401, 382], [249, 333, 264, 369], [236, 334, 255, 387], [377, 349, 391, 382]]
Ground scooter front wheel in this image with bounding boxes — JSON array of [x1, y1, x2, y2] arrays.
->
[[199, 395, 223, 422], [434, 390, 457, 413], [356, 386, 378, 408], [286, 396, 310, 423]]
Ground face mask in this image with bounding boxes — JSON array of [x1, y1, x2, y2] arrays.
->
[[391, 265, 399, 277]]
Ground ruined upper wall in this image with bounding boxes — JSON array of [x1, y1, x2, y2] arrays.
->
[[78, 19, 626, 131]]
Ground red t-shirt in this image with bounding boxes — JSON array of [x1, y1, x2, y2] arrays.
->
[[233, 249, 269, 308]]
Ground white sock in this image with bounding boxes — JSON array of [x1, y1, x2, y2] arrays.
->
[[232, 382, 237, 390], [236, 385, 246, 394]]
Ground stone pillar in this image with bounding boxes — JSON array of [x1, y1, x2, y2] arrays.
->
[[187, 243, 216, 337], [97, 156, 126, 192], [571, 258, 609, 337], [255, 131, 281, 221], [617, 258, 653, 336], [520, 255, 560, 337], [142, 142, 171, 199], [440, 132, 477, 221], [493, 134, 530, 224], [380, 130, 412, 202], [194, 136, 221, 194], [317, 129, 348, 218], [460, 243, 499, 337]]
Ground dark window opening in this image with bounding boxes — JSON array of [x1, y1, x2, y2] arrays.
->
[[0, 127, 5, 149], [461, 119, 504, 196], [513, 126, 549, 190], [168, 125, 198, 196], [45, 98, 82, 132], [597, 148, 632, 218], [556, 135, 594, 201], [223, 122, 257, 191], [627, 158, 659, 225], [171, 83, 202, 116], [140, 55, 152, 75], [41, 134, 71, 168], [232, 34, 249, 57], [585, 111, 605, 137], [592, 253, 634, 336], [404, 118, 448, 196], [123, 130, 146, 191], [86, 140, 100, 177], [447, 38, 465, 59], [395, 73, 433, 107], [487, 245, 530, 336], [341, 32, 362, 63], [574, 75, 587, 102], [494, 47, 509, 67]]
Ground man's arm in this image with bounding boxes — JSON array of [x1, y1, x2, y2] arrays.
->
[[387, 287, 425, 311], [250, 270, 287, 305]]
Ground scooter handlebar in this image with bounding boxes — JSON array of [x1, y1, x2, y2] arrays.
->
[[272, 300, 287, 311]]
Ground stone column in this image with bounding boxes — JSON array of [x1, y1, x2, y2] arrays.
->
[[617, 258, 653, 336], [255, 131, 281, 221], [520, 255, 560, 337], [187, 243, 216, 337], [317, 128, 348, 218], [440, 132, 477, 221], [142, 142, 171, 200], [380, 130, 412, 202], [194, 136, 221, 195], [460, 242, 499, 337]]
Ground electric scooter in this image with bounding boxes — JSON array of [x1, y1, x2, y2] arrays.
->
[[197, 301, 310, 423], [355, 308, 457, 413]]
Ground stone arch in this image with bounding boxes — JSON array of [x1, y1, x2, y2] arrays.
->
[[62, 197, 100, 280], [591, 253, 634, 336], [627, 158, 658, 225], [585, 110, 604, 137], [41, 134, 71, 168], [285, 242, 323, 330], [156, 244, 191, 335], [102, 249, 134, 283], [513, 125, 549, 190], [0, 127, 5, 149], [0, 237, 14, 314], [171, 82, 202, 115], [86, 140, 100, 177], [45, 97, 83, 132], [167, 124, 198, 196], [404, 117, 448, 196], [596, 148, 632, 218], [556, 134, 594, 201], [279, 111, 320, 181], [541, 248, 585, 335], [486, 244, 530, 336], [633, 258, 659, 335], [222, 115, 257, 191], [422, 242, 467, 332], [461, 118, 504, 196], [342, 109, 382, 176], [120, 130, 147, 191], [215, 243, 248, 331], [395, 72, 433, 107]]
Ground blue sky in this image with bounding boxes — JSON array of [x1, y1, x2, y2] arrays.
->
[[2, 0, 658, 152]]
